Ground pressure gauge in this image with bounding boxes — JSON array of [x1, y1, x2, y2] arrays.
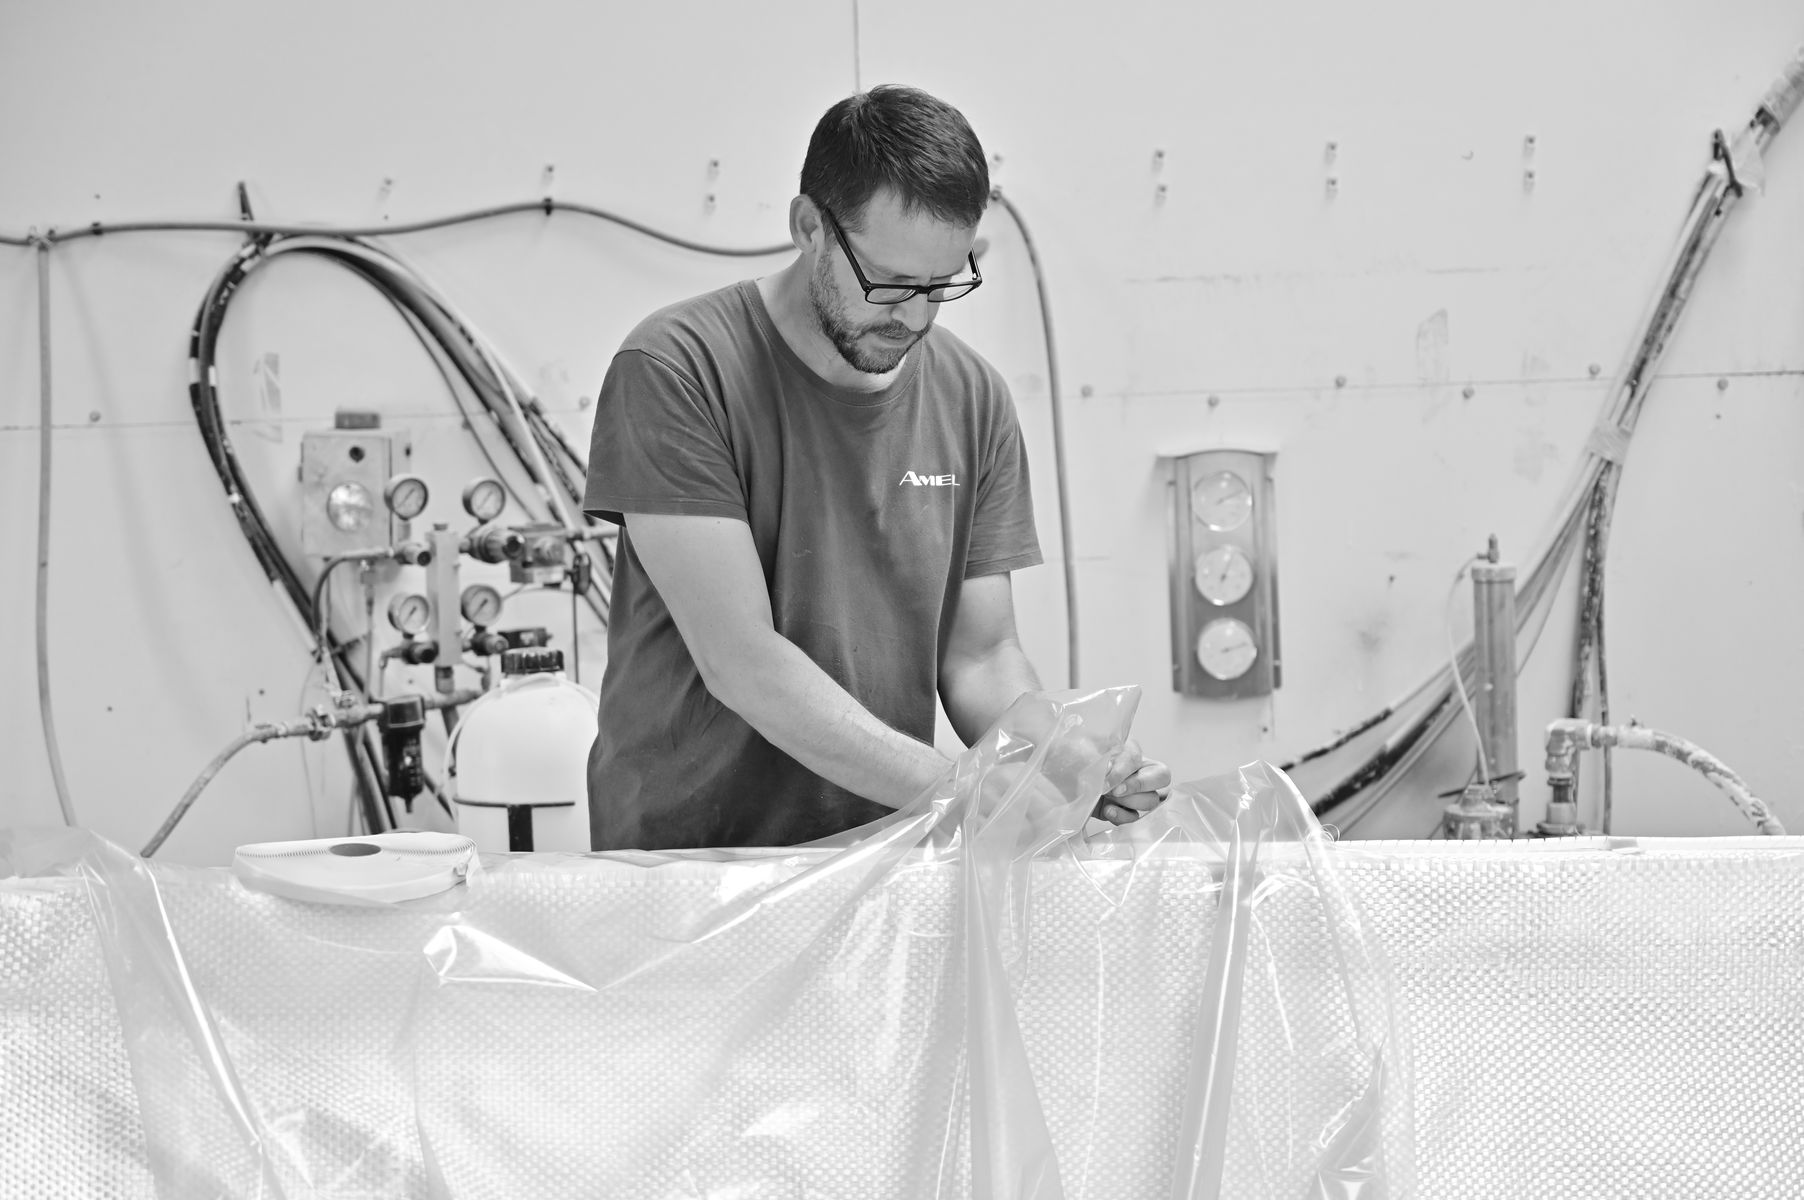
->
[[386, 592, 433, 636], [383, 473, 430, 521], [1196, 617, 1258, 681], [1190, 470, 1253, 532], [326, 481, 375, 532], [460, 583, 504, 627], [1194, 545, 1254, 606], [462, 478, 507, 523]]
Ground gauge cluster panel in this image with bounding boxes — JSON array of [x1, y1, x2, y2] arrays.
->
[[1166, 449, 1280, 699], [300, 426, 415, 556]]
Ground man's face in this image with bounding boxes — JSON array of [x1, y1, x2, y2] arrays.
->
[[808, 190, 977, 376]]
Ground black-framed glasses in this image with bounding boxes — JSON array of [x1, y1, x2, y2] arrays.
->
[[818, 204, 982, 305]]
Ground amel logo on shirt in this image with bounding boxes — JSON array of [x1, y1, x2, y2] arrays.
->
[[899, 470, 958, 487]]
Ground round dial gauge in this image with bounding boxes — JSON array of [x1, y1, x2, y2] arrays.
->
[[1196, 617, 1258, 681], [462, 477, 507, 523], [386, 592, 432, 636], [460, 583, 504, 627], [326, 481, 375, 532], [383, 473, 430, 520], [1194, 545, 1254, 606], [1190, 471, 1253, 531]]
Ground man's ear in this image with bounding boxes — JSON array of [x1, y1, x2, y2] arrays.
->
[[788, 195, 826, 257]]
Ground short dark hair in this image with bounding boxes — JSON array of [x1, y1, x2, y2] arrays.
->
[[799, 84, 990, 232]]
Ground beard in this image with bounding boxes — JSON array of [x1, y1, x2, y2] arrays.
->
[[808, 258, 927, 375]]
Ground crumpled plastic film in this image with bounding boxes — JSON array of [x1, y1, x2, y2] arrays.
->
[[1071, 762, 1413, 1199], [0, 687, 1412, 1198], [408, 686, 1410, 1198]]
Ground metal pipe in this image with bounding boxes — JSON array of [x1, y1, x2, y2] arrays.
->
[[1472, 553, 1519, 831]]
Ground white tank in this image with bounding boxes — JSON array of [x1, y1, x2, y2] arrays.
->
[[445, 648, 598, 853]]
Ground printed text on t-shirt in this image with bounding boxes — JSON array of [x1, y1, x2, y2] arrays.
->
[[899, 471, 958, 487]]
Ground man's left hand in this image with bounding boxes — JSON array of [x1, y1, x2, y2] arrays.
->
[[1093, 740, 1173, 825]]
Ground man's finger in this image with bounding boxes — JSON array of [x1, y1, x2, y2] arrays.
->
[[1095, 800, 1140, 825], [1103, 740, 1144, 791]]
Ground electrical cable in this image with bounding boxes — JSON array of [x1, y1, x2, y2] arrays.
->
[[989, 189, 1081, 689], [10, 200, 794, 257], [33, 238, 78, 827]]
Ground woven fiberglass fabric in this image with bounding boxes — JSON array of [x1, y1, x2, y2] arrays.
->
[[3, 688, 1801, 1197], [6, 837, 1804, 1196]]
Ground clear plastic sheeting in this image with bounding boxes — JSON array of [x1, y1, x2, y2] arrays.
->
[[2, 687, 1408, 1198]]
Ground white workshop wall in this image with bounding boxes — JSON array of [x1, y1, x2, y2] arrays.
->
[[1, 0, 1800, 863]]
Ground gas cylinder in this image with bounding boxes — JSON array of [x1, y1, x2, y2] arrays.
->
[[445, 647, 597, 852]]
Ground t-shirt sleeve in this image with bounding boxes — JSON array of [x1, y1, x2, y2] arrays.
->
[[582, 348, 746, 526], [965, 415, 1043, 578]]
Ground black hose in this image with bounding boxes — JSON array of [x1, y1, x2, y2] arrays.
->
[[186, 245, 393, 834]]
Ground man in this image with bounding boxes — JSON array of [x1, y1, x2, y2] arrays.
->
[[583, 84, 1169, 851]]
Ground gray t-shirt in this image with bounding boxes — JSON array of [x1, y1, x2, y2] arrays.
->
[[583, 280, 1041, 849]]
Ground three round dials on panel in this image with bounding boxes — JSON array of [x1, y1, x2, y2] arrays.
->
[[1189, 469, 1259, 681]]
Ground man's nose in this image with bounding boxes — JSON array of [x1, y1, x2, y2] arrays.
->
[[892, 292, 934, 331]]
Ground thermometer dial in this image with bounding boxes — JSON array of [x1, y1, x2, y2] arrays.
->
[[1193, 545, 1253, 606], [1196, 618, 1258, 681], [1190, 471, 1253, 532]]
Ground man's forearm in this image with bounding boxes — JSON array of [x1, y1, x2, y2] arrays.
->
[[940, 638, 1042, 747], [704, 630, 954, 810]]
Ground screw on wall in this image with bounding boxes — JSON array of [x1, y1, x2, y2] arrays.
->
[[1152, 147, 1167, 203], [1523, 134, 1537, 192], [1334, 375, 1348, 389], [1588, 363, 1602, 377], [1717, 377, 1730, 391], [542, 163, 556, 189], [1325, 141, 1339, 199], [88, 410, 101, 423], [1462, 385, 1476, 399], [1207, 394, 1221, 408]]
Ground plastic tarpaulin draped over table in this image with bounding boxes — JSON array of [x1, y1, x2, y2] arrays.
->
[[0, 686, 1411, 1198]]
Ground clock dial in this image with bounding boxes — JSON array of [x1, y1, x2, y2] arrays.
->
[[1189, 470, 1253, 531]]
